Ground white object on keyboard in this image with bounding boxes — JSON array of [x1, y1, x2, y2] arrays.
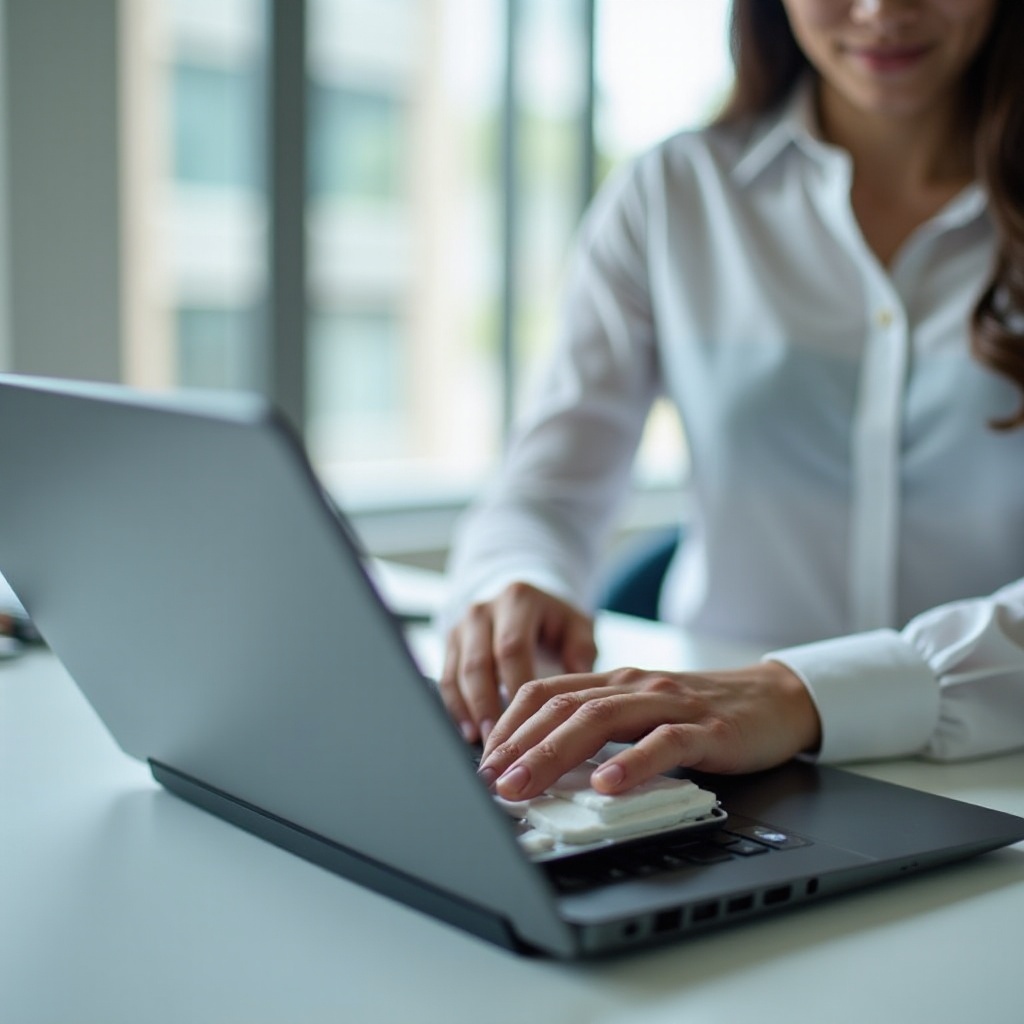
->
[[496, 763, 718, 847], [547, 765, 708, 821]]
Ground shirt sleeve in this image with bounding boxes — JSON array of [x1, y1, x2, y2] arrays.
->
[[439, 160, 663, 633], [764, 577, 1024, 763]]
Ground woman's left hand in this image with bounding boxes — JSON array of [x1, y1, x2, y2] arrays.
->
[[476, 662, 821, 800]]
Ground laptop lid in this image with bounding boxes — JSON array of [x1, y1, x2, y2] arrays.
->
[[0, 374, 1021, 958], [0, 374, 575, 956]]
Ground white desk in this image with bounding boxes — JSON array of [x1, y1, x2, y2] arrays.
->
[[3, 572, 1023, 1024]]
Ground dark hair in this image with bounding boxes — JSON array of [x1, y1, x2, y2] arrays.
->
[[717, 0, 1024, 429]]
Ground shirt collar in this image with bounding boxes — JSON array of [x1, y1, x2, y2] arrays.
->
[[730, 77, 988, 230], [732, 77, 834, 187], [929, 181, 987, 231]]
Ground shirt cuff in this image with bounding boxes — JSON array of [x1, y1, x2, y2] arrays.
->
[[763, 629, 940, 763]]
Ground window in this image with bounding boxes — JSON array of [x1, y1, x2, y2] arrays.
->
[[306, 0, 506, 501], [163, 0, 267, 395], [309, 310, 406, 458], [142, 0, 733, 528], [596, 0, 733, 162], [596, 0, 733, 488]]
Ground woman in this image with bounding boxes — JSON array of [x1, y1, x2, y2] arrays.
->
[[439, 0, 1024, 803]]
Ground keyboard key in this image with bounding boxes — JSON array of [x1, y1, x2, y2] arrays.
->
[[681, 843, 734, 865], [722, 838, 769, 857], [655, 852, 688, 870], [727, 824, 810, 850], [632, 858, 670, 877]]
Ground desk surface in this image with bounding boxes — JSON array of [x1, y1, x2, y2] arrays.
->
[[3, 567, 1023, 1024]]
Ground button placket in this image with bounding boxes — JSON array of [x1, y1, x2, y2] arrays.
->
[[848, 286, 907, 630]]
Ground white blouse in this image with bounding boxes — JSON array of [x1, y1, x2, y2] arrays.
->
[[443, 84, 1024, 765]]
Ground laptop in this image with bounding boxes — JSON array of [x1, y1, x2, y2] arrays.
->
[[0, 372, 1021, 958]]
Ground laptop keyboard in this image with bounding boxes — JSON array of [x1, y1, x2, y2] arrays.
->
[[545, 814, 812, 893], [470, 747, 813, 891], [471, 745, 815, 888]]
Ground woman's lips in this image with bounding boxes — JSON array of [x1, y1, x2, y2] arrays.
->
[[844, 43, 932, 74]]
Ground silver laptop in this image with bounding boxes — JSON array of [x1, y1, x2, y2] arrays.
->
[[0, 372, 1021, 958]]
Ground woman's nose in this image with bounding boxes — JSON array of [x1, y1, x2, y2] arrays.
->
[[851, 0, 883, 16], [849, 0, 915, 25]]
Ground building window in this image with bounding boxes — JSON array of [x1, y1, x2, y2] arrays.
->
[[177, 307, 262, 390], [310, 86, 408, 203], [172, 62, 262, 189]]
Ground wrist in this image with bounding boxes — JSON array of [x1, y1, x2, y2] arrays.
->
[[763, 659, 821, 755]]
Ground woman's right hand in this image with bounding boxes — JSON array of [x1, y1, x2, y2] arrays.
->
[[439, 582, 597, 744]]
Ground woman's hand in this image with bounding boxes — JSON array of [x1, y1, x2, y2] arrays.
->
[[439, 582, 597, 744], [476, 662, 821, 799]]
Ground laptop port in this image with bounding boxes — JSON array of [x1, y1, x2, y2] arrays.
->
[[692, 900, 719, 923], [726, 894, 754, 915], [653, 908, 682, 933], [763, 885, 792, 906]]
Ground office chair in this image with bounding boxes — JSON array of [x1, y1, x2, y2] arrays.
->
[[597, 526, 681, 621]]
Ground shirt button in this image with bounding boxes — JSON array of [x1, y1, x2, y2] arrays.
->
[[875, 307, 894, 329]]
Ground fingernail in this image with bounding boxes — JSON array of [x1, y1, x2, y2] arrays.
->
[[460, 721, 477, 742], [592, 762, 625, 790], [496, 764, 530, 797], [480, 719, 495, 743], [477, 765, 498, 788]]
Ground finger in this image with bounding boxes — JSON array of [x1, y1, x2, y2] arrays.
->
[[590, 720, 713, 793], [558, 614, 597, 674], [437, 636, 478, 743], [490, 583, 547, 700], [455, 605, 505, 742], [491, 690, 659, 800], [481, 664, 669, 768], [480, 673, 599, 761]]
